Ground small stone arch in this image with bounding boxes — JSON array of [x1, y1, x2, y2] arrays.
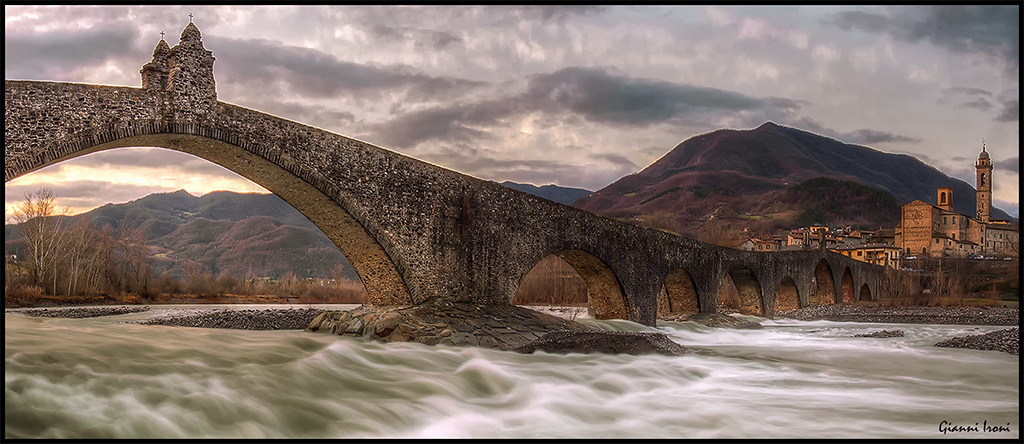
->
[[723, 266, 763, 316], [511, 254, 587, 306], [776, 276, 800, 311], [658, 268, 700, 314], [858, 283, 872, 302], [841, 267, 855, 303], [811, 259, 836, 305], [522, 249, 629, 320]]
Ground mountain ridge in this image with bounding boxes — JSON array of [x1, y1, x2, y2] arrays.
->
[[574, 122, 1014, 234]]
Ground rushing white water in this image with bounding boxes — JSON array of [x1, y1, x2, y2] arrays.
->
[[5, 304, 1019, 439]]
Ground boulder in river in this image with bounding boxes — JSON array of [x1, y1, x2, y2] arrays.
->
[[514, 330, 687, 356]]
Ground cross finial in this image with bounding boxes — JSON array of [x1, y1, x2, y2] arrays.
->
[[160, 30, 165, 40], [189, 13, 194, 23], [982, 137, 986, 151]]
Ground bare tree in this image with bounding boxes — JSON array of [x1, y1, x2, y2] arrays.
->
[[7, 188, 73, 295], [880, 266, 915, 306], [701, 223, 742, 248], [63, 217, 98, 296]]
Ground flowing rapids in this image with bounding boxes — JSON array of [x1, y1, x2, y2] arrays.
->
[[4, 305, 1019, 439]]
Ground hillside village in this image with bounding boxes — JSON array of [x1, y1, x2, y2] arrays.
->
[[736, 143, 1019, 269]]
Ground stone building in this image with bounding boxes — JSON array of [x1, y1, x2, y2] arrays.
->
[[895, 144, 1019, 258], [831, 243, 903, 268], [738, 236, 783, 252]]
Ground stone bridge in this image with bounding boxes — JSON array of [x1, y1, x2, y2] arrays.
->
[[4, 22, 885, 326]]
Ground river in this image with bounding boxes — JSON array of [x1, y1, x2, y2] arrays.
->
[[4, 304, 1019, 439]]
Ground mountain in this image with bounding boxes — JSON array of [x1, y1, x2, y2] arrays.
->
[[573, 121, 1013, 236], [5, 190, 356, 281], [495, 181, 592, 206]]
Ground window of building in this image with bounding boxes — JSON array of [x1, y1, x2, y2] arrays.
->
[[857, 251, 862, 256]]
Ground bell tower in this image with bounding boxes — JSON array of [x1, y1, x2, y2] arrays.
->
[[975, 140, 992, 223], [937, 186, 953, 212]]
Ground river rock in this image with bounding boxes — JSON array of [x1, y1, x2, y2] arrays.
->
[[10, 305, 151, 318], [306, 299, 599, 351], [854, 329, 905, 338], [934, 327, 1019, 355], [513, 330, 686, 356], [659, 312, 763, 329]]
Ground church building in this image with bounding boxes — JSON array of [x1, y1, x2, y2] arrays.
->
[[895, 143, 1019, 258]]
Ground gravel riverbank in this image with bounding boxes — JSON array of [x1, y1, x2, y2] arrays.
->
[[934, 328, 1019, 355], [776, 305, 1018, 326], [7, 306, 151, 318], [777, 305, 1019, 355], [129, 308, 322, 330]]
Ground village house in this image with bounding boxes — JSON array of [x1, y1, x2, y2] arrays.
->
[[830, 243, 904, 268]]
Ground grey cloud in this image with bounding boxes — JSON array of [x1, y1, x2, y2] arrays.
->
[[523, 67, 772, 127], [844, 129, 922, 145], [504, 5, 606, 22], [993, 199, 1019, 219], [960, 98, 994, 111], [947, 167, 976, 186], [829, 10, 891, 33], [829, 6, 1019, 74], [371, 106, 503, 149], [5, 180, 180, 215], [942, 87, 993, 97], [994, 157, 1020, 174], [419, 147, 624, 191], [995, 99, 1018, 122], [940, 87, 997, 111], [239, 99, 357, 132], [69, 148, 208, 170], [64, 148, 247, 179], [368, 24, 464, 50], [371, 67, 805, 149], [785, 118, 922, 146], [207, 36, 487, 101], [4, 27, 140, 81], [592, 153, 638, 170]]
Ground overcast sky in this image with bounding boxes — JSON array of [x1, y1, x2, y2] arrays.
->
[[4, 5, 1019, 219]]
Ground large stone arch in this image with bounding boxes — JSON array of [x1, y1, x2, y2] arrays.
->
[[776, 276, 800, 311], [658, 268, 701, 314], [723, 266, 763, 316], [841, 267, 855, 303], [527, 249, 630, 320], [4, 130, 415, 306], [811, 259, 836, 305]]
